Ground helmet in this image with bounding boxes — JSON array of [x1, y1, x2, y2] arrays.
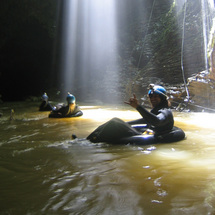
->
[[148, 84, 167, 99], [67, 93, 76, 104], [41, 93, 48, 101]]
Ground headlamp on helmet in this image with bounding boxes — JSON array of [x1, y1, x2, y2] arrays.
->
[[148, 84, 167, 99]]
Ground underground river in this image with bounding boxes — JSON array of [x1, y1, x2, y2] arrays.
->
[[1, 102, 215, 215]]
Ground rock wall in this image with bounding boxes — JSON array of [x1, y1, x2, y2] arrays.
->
[[186, 19, 215, 112]]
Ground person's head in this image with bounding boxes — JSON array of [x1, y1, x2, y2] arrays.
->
[[41, 93, 48, 101], [66, 92, 76, 105], [148, 84, 168, 108]]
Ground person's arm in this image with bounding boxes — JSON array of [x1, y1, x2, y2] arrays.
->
[[124, 94, 169, 127], [136, 105, 167, 126], [55, 105, 67, 116]]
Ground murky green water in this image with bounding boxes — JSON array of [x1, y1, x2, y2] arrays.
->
[[1, 102, 215, 215]]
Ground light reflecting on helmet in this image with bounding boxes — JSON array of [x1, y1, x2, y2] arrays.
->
[[67, 92, 76, 104]]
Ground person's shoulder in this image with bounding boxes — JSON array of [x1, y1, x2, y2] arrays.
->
[[159, 107, 172, 114]]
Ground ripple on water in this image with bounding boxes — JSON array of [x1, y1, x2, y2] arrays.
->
[[12, 148, 34, 156], [1, 105, 215, 214]]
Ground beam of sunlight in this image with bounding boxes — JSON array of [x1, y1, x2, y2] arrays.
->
[[58, 0, 119, 103], [80, 107, 140, 122], [209, 0, 215, 8]]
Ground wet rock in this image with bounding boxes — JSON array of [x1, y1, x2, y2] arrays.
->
[[187, 71, 215, 112]]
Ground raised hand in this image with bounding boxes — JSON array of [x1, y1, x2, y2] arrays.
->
[[124, 93, 139, 108]]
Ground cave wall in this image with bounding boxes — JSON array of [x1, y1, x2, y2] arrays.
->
[[187, 19, 215, 112]]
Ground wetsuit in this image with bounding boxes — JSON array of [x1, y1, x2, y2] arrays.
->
[[128, 104, 174, 135], [39, 101, 53, 111], [87, 103, 174, 143], [49, 104, 83, 118]]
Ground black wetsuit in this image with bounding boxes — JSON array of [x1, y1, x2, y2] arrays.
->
[[128, 104, 174, 135], [39, 101, 53, 111], [49, 104, 83, 118], [87, 101, 174, 143]]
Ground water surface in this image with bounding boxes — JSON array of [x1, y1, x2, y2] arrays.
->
[[0, 102, 215, 215]]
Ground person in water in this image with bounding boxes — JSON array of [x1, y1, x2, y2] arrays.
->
[[39, 93, 53, 111], [49, 93, 83, 118], [87, 84, 174, 143], [125, 84, 173, 135]]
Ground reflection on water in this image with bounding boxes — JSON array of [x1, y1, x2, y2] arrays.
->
[[1, 102, 215, 215]]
